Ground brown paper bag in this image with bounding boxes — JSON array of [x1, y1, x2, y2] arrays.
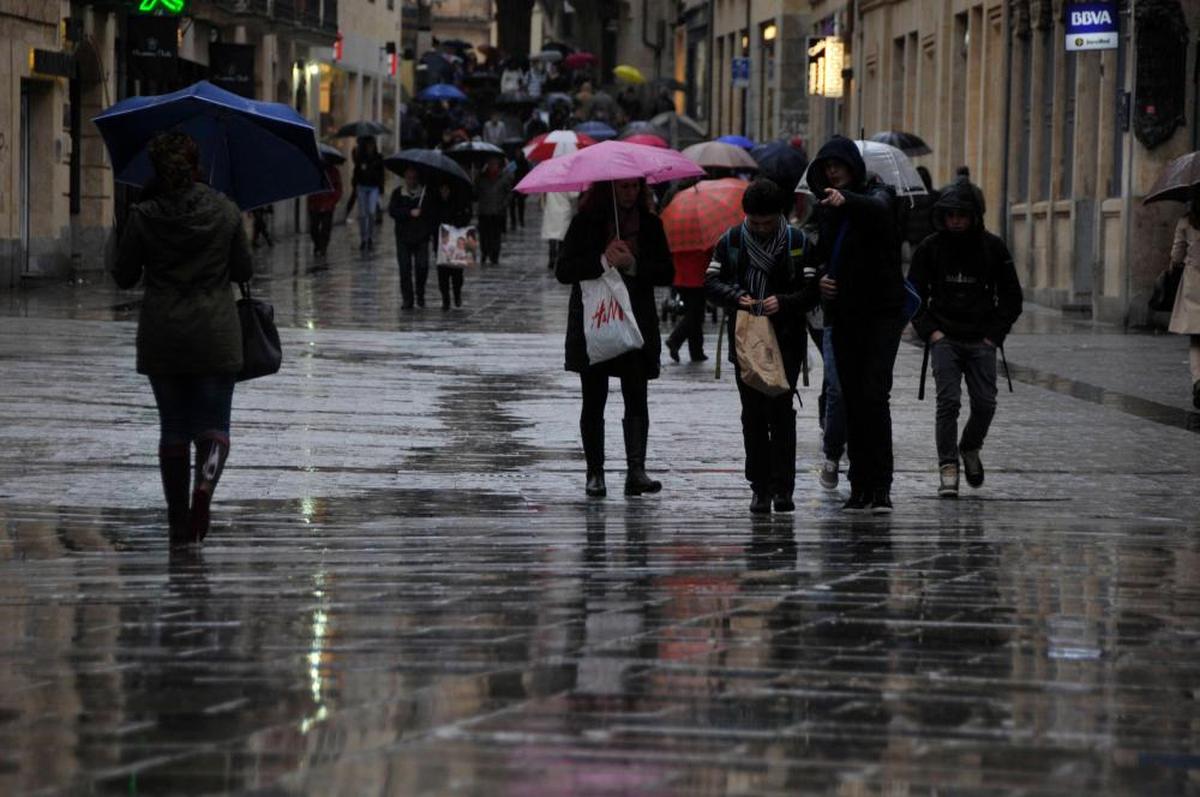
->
[[735, 311, 790, 396]]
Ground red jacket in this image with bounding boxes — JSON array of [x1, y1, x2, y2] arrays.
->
[[307, 164, 343, 214], [672, 249, 711, 289]]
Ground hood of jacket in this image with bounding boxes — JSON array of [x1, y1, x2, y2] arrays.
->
[[132, 183, 238, 254], [804, 136, 867, 197], [932, 179, 986, 232]]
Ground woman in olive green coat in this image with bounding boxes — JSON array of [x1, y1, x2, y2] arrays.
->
[[112, 132, 253, 546]]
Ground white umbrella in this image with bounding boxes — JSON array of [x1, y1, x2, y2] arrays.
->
[[798, 140, 927, 197]]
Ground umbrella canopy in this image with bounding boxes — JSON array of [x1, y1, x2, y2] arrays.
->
[[516, 139, 705, 194], [870, 130, 931, 157], [543, 92, 573, 109], [662, 178, 748, 253], [334, 120, 391, 138], [447, 140, 506, 166], [418, 83, 469, 102], [716, 134, 755, 150], [439, 39, 473, 51], [614, 65, 647, 84], [623, 133, 669, 149], [318, 143, 346, 165], [384, 148, 472, 189], [649, 111, 707, 148], [531, 50, 563, 63], [563, 52, 598, 70], [751, 140, 809, 191], [574, 120, 618, 141], [682, 141, 759, 171], [620, 121, 667, 139], [1144, 151, 1200, 204], [93, 80, 325, 211], [523, 130, 596, 162], [799, 140, 927, 196]]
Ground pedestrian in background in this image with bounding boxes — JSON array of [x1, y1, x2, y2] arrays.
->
[[1168, 185, 1200, 409], [556, 179, 674, 498], [705, 179, 816, 513], [808, 135, 905, 514], [307, 159, 342, 257], [475, 156, 513, 264], [509, 149, 532, 231], [665, 244, 711, 363], [250, 205, 273, 248], [111, 132, 253, 546], [908, 179, 1023, 498], [434, 182, 473, 310], [541, 190, 578, 269], [351, 136, 385, 251], [387, 166, 434, 309]]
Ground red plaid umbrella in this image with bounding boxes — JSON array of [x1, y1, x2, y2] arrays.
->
[[661, 178, 747, 253], [623, 133, 669, 149], [523, 130, 596, 162]]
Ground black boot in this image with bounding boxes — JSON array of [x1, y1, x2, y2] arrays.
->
[[190, 432, 229, 543], [581, 417, 606, 497], [623, 417, 662, 496], [749, 488, 772, 514], [159, 443, 192, 546], [771, 409, 797, 512]]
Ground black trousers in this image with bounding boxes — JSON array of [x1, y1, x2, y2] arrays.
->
[[580, 371, 649, 424], [509, 194, 526, 229], [437, 265, 464, 307], [666, 287, 708, 358], [309, 211, 333, 253], [479, 214, 505, 263], [397, 240, 430, 305], [831, 313, 904, 493], [735, 373, 797, 495]]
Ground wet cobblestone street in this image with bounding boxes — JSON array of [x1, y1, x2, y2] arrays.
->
[[2, 212, 1199, 795]]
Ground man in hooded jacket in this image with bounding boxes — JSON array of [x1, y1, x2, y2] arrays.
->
[[807, 136, 904, 513], [908, 179, 1023, 498]]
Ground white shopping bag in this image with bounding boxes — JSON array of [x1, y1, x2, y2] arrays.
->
[[581, 266, 644, 365]]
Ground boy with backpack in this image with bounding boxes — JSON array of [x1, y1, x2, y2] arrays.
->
[[908, 178, 1023, 497]]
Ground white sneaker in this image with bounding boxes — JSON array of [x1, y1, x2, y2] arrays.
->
[[819, 459, 839, 490], [938, 463, 959, 498]]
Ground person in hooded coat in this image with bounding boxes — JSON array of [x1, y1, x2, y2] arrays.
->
[[111, 132, 253, 546], [807, 135, 904, 513], [1167, 186, 1200, 409], [908, 178, 1023, 498], [556, 179, 674, 498]]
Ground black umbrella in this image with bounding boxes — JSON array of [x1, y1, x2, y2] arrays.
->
[[1144, 151, 1200, 204], [439, 39, 474, 51], [385, 149, 472, 189], [318, 143, 346, 165], [334, 120, 391, 138], [541, 41, 574, 56], [652, 77, 687, 92], [447, 140, 506, 167], [543, 92, 573, 109], [620, 120, 667, 139], [751, 140, 809, 191], [870, 131, 931, 157]]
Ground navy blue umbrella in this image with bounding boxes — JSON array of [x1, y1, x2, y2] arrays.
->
[[418, 83, 469, 102], [574, 120, 618, 141], [717, 134, 755, 150], [93, 81, 325, 210], [751, 140, 809, 192]]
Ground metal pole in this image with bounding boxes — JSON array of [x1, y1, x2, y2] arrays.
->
[[1120, 0, 1137, 329]]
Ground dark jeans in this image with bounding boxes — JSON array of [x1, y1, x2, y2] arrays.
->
[[735, 374, 797, 495], [397, 239, 430, 305], [437, 265, 464, 307], [820, 327, 846, 462], [479, 214, 505, 264], [832, 313, 903, 493], [149, 375, 235, 446], [509, 194, 526, 229], [666, 287, 707, 359], [580, 371, 649, 425], [931, 338, 998, 464], [309, 211, 333, 253]]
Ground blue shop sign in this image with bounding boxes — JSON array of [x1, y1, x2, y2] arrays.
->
[[1066, 1, 1118, 51]]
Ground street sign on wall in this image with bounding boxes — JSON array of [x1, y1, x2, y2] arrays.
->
[[1066, 1, 1118, 51], [731, 57, 750, 88]]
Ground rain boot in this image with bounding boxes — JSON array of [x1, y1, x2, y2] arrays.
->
[[581, 417, 606, 497], [190, 432, 229, 543], [622, 417, 662, 496], [159, 443, 192, 546]]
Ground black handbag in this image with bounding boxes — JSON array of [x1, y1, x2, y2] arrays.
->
[[1149, 263, 1183, 312], [236, 282, 282, 381]]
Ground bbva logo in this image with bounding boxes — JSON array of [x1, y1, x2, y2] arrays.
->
[[1070, 9, 1114, 26]]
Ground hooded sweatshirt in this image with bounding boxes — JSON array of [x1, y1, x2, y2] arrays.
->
[[112, 182, 253, 375], [804, 136, 903, 325], [906, 180, 1023, 345]]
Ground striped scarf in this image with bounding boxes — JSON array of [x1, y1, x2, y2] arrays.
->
[[741, 217, 787, 305]]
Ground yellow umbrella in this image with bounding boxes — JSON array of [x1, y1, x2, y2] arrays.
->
[[613, 65, 646, 84]]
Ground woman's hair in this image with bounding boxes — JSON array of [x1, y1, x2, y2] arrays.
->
[[578, 179, 654, 217], [742, 178, 787, 216], [147, 132, 200, 193]]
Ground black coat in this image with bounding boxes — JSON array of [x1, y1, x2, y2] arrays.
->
[[705, 224, 817, 384], [805, 136, 903, 326], [555, 206, 674, 377]]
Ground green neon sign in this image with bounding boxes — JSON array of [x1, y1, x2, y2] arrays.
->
[[137, 0, 185, 13]]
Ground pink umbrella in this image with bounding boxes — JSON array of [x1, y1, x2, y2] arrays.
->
[[516, 140, 704, 194], [623, 133, 669, 149], [523, 130, 596, 162], [563, 52, 598, 70]]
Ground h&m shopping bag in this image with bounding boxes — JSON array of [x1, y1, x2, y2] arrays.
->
[[581, 266, 644, 364], [734, 310, 789, 396]]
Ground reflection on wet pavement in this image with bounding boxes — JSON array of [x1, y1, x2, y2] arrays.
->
[[1, 214, 1199, 794]]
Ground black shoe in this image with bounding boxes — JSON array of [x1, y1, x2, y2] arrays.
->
[[582, 418, 606, 497], [773, 494, 795, 513], [960, 449, 984, 488], [586, 470, 607, 497], [622, 417, 662, 496], [442, 301, 451, 311], [749, 490, 772, 514], [417, 298, 426, 308], [667, 342, 681, 363], [842, 491, 870, 513], [869, 489, 893, 514], [690, 352, 709, 363]]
